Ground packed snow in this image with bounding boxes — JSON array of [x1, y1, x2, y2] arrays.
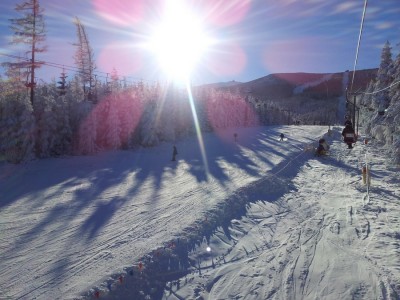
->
[[1, 125, 399, 300]]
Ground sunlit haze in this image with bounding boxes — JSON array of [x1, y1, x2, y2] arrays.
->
[[1, 0, 400, 85], [145, 0, 214, 84]]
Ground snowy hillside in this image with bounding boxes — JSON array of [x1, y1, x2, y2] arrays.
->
[[1, 125, 399, 300]]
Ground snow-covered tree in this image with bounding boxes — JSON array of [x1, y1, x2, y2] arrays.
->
[[0, 90, 35, 163], [110, 68, 121, 92], [73, 17, 95, 100], [205, 90, 259, 130], [140, 101, 160, 147], [8, 0, 46, 105], [358, 40, 400, 165], [372, 41, 393, 112], [51, 93, 73, 155], [34, 87, 57, 157], [117, 90, 142, 148], [78, 102, 97, 154], [104, 96, 121, 149]]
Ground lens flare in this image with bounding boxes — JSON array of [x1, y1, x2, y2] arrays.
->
[[185, 80, 210, 179], [91, 0, 145, 27], [206, 42, 247, 76], [78, 91, 143, 153], [97, 42, 143, 76], [146, 0, 213, 83], [188, 0, 251, 27], [262, 37, 329, 74]]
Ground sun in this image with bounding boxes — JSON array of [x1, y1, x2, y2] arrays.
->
[[146, 1, 213, 83]]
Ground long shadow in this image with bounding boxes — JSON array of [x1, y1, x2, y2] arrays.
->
[[0, 153, 135, 210], [0, 125, 327, 299], [97, 135, 316, 300], [173, 126, 310, 185], [80, 196, 126, 240]]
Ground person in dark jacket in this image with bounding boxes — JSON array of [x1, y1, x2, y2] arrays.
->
[[316, 143, 325, 156], [344, 119, 353, 127], [316, 138, 329, 156], [171, 145, 178, 161], [342, 124, 355, 149]]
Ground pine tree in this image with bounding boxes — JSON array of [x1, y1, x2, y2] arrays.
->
[[388, 42, 400, 106], [104, 96, 121, 149], [7, 0, 46, 106], [78, 103, 97, 154], [117, 90, 142, 148], [372, 41, 393, 113], [385, 42, 400, 159], [34, 86, 57, 157], [140, 101, 159, 147], [110, 67, 120, 92], [2, 57, 28, 93], [51, 93, 72, 155], [73, 17, 95, 101], [57, 70, 68, 96], [0, 91, 35, 163]]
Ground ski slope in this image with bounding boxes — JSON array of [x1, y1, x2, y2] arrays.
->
[[1, 125, 399, 300]]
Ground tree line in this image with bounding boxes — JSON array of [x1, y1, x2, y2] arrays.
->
[[358, 40, 400, 164], [0, 0, 296, 163], [1, 0, 399, 165]]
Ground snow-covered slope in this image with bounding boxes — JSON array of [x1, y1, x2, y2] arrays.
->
[[1, 126, 399, 300], [169, 130, 400, 300], [293, 73, 333, 94]]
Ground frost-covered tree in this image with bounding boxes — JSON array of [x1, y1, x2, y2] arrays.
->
[[206, 90, 259, 130], [0, 90, 35, 163], [7, 0, 46, 105], [110, 68, 120, 92], [78, 102, 97, 154], [384, 42, 400, 163], [35, 93, 55, 157], [73, 17, 95, 100], [361, 80, 375, 109], [117, 91, 142, 148], [158, 104, 176, 142], [57, 70, 68, 96], [51, 94, 72, 155], [140, 101, 159, 147], [358, 39, 400, 165], [388, 43, 400, 106], [104, 96, 121, 149], [2, 57, 29, 93], [359, 80, 375, 135], [372, 41, 393, 112]]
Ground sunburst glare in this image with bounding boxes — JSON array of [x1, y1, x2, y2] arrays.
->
[[92, 0, 145, 27], [185, 80, 210, 179], [145, 0, 214, 83]]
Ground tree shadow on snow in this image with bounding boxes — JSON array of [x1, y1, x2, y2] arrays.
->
[[0, 125, 325, 299], [79, 196, 126, 240]]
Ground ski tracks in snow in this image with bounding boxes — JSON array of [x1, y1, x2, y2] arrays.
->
[[168, 134, 399, 300]]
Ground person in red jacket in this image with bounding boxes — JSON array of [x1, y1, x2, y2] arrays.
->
[[342, 124, 355, 149]]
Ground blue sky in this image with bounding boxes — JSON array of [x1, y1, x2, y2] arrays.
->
[[1, 0, 399, 85]]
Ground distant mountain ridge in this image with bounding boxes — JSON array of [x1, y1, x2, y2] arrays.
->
[[209, 69, 377, 99]]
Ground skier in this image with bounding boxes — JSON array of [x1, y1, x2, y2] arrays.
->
[[344, 115, 353, 127], [280, 133, 285, 141], [171, 145, 178, 161], [344, 119, 353, 127], [341, 124, 356, 149]]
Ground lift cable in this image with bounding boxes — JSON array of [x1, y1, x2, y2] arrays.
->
[[0, 52, 155, 84], [349, 0, 368, 94]]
